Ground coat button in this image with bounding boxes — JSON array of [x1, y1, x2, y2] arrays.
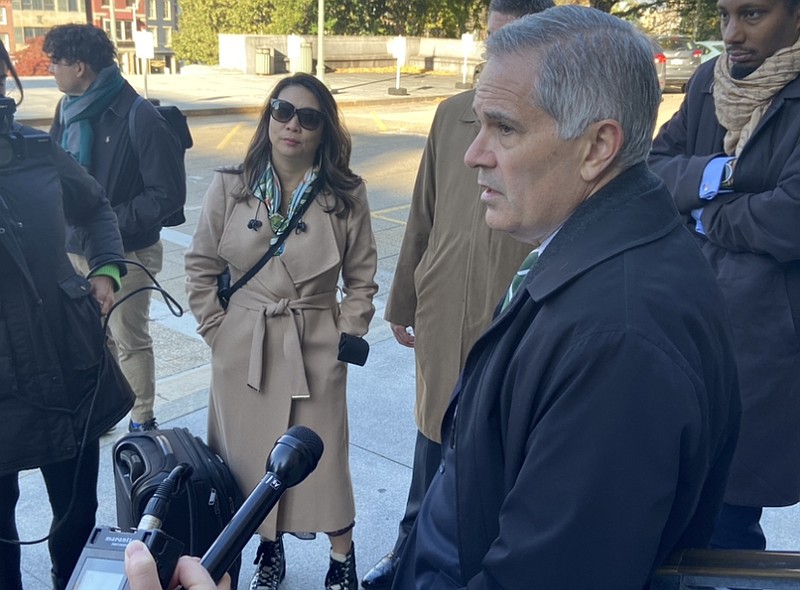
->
[[0, 228, 5, 234], [16, 222, 22, 228]]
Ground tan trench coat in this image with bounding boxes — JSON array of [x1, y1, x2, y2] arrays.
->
[[185, 170, 377, 538], [385, 89, 532, 443]]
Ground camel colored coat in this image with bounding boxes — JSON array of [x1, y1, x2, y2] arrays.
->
[[185, 170, 377, 538], [385, 90, 532, 442]]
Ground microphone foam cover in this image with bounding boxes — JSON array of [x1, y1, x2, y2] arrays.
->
[[284, 425, 324, 463]]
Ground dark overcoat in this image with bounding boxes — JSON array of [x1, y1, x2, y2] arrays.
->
[[397, 165, 740, 589], [650, 60, 800, 507], [0, 131, 133, 475]]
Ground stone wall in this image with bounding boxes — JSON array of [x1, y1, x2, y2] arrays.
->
[[218, 34, 485, 76]]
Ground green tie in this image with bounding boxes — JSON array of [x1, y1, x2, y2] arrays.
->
[[501, 249, 539, 311]]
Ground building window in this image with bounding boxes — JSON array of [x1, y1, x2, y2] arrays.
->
[[164, 25, 171, 47], [11, 0, 20, 10], [118, 20, 132, 40], [44, 0, 54, 8], [0, 7, 6, 25], [163, 0, 171, 20], [150, 25, 158, 47], [148, 0, 156, 19], [1, 33, 9, 49], [23, 26, 48, 41], [102, 19, 133, 41]]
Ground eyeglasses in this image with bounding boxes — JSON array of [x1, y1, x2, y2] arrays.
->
[[49, 57, 77, 67], [269, 98, 325, 131]]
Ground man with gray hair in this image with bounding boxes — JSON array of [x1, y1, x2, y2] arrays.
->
[[363, 1, 553, 588], [391, 6, 740, 589]]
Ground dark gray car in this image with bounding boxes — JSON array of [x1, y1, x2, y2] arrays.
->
[[657, 35, 702, 91]]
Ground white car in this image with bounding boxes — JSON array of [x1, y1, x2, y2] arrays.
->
[[697, 40, 724, 63]]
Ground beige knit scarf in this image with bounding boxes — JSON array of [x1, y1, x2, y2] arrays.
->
[[714, 37, 800, 156]]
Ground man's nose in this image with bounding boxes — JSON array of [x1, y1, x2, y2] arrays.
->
[[722, 17, 745, 45], [465, 132, 485, 169]]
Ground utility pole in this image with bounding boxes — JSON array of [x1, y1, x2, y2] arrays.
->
[[108, 0, 118, 49], [131, 0, 140, 73], [316, 0, 325, 83]]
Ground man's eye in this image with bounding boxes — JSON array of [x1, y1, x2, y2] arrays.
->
[[499, 123, 514, 134]]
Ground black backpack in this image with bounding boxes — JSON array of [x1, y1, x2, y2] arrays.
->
[[128, 96, 193, 227]]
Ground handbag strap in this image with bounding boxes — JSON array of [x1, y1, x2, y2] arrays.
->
[[221, 180, 321, 302]]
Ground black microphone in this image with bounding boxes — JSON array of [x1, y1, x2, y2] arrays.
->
[[247, 218, 263, 230], [200, 425, 324, 582]]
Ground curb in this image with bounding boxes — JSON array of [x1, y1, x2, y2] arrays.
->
[[16, 92, 456, 127]]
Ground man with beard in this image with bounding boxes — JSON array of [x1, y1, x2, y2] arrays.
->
[[650, 0, 800, 551]]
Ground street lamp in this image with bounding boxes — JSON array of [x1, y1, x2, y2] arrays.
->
[[105, 0, 117, 48], [316, 0, 325, 83]]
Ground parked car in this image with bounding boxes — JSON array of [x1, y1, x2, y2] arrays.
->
[[649, 37, 667, 91], [697, 40, 725, 63], [656, 35, 702, 91]]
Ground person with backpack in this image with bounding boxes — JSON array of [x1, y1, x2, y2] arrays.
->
[[45, 23, 187, 432]]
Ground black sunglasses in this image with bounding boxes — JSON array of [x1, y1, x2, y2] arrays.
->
[[270, 98, 325, 131]]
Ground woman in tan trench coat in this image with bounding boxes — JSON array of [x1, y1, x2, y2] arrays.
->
[[185, 73, 377, 590]]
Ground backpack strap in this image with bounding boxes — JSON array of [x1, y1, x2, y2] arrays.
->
[[128, 94, 145, 156]]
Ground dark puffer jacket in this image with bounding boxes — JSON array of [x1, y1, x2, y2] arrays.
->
[[0, 127, 133, 475]]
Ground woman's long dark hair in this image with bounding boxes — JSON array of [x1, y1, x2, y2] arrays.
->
[[241, 73, 361, 215], [0, 40, 24, 104]]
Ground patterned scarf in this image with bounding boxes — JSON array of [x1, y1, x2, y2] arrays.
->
[[714, 37, 800, 156], [60, 65, 125, 168], [252, 160, 319, 246]]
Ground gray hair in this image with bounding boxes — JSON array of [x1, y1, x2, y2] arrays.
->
[[488, 0, 555, 17], [485, 5, 661, 170]]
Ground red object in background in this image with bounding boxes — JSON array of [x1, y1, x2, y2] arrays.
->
[[12, 36, 50, 76], [654, 52, 667, 64]]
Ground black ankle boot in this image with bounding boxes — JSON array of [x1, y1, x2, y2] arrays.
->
[[250, 535, 286, 590], [325, 542, 356, 590]]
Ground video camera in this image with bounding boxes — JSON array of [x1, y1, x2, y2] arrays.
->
[[0, 96, 52, 167]]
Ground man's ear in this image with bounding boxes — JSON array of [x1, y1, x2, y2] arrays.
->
[[579, 119, 624, 183], [75, 61, 93, 80]]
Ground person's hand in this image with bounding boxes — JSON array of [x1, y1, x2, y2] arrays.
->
[[390, 323, 415, 348], [89, 275, 116, 316], [124, 540, 230, 590]]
